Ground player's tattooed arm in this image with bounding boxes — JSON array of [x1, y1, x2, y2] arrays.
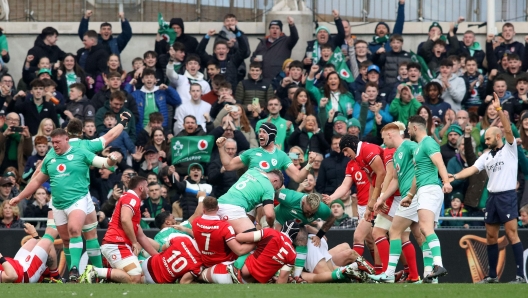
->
[[321, 215, 336, 232]]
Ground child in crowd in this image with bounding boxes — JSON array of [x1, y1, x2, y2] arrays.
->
[[442, 192, 469, 228], [100, 112, 136, 158], [22, 136, 49, 181]]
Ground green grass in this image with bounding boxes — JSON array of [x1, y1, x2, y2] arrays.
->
[[0, 284, 526, 298]]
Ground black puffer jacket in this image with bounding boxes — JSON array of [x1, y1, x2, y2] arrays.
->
[[197, 33, 249, 92], [315, 151, 350, 195], [235, 75, 274, 107], [207, 154, 239, 198], [26, 35, 66, 67], [373, 50, 412, 86], [76, 43, 110, 78], [288, 128, 330, 156]]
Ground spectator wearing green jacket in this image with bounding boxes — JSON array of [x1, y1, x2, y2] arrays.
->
[[305, 64, 354, 117], [389, 83, 421, 125]]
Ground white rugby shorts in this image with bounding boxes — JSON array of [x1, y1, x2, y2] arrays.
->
[[217, 204, 248, 221], [305, 235, 332, 273], [416, 185, 444, 223], [51, 194, 95, 226]]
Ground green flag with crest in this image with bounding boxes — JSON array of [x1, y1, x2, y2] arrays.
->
[[171, 135, 215, 164], [158, 13, 176, 45]]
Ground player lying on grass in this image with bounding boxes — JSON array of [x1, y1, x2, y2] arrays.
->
[[0, 223, 59, 283]]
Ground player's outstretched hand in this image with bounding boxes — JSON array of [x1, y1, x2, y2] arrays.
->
[[24, 223, 38, 236], [321, 194, 333, 205], [9, 196, 21, 207], [447, 173, 455, 183]]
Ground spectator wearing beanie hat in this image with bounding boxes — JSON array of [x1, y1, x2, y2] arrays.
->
[[440, 124, 463, 166], [303, 10, 345, 71], [368, 0, 406, 54], [416, 21, 447, 54], [330, 199, 356, 229], [251, 17, 299, 80], [442, 192, 469, 228], [347, 118, 362, 137]]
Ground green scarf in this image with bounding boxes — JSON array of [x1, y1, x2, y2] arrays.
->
[[410, 83, 423, 97], [312, 41, 321, 64], [65, 72, 77, 94], [468, 42, 482, 57], [372, 35, 389, 44], [333, 213, 350, 226], [2, 124, 21, 161], [173, 63, 182, 73]]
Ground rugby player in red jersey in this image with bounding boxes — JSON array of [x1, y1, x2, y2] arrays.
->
[[80, 176, 158, 284], [0, 224, 59, 283], [193, 197, 254, 270]]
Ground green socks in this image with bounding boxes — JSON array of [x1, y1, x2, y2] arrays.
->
[[86, 238, 103, 267], [331, 268, 348, 281], [421, 241, 433, 277], [234, 253, 249, 270], [294, 245, 308, 277], [69, 236, 83, 270], [63, 247, 71, 270], [425, 233, 443, 267], [385, 239, 402, 276]]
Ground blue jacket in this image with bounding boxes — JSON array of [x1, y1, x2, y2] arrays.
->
[[353, 100, 392, 137], [78, 17, 132, 56], [124, 85, 182, 134], [99, 127, 136, 157], [368, 2, 405, 54]]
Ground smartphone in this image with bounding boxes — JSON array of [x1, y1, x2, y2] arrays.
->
[[252, 98, 260, 105], [228, 105, 239, 113], [288, 153, 299, 159], [9, 126, 24, 133]]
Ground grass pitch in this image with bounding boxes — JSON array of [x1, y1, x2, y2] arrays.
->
[[0, 284, 525, 298]]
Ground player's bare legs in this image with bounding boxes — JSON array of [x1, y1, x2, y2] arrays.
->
[[229, 218, 256, 234], [82, 210, 103, 268], [353, 220, 372, 255], [369, 215, 413, 282], [56, 209, 87, 281]]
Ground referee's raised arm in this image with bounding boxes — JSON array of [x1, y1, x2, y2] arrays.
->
[[492, 92, 514, 144]]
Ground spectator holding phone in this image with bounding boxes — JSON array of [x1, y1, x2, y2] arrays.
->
[[213, 104, 257, 148], [0, 112, 33, 176]]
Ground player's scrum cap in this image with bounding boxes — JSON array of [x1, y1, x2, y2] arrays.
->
[[281, 220, 300, 242], [306, 193, 321, 210], [339, 134, 359, 153], [260, 122, 277, 147]]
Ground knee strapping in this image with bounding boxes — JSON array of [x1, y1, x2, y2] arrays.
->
[[82, 222, 98, 233]]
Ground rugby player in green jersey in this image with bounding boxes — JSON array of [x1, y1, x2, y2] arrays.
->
[[408, 115, 451, 282], [274, 189, 374, 283], [369, 122, 423, 283], [10, 129, 120, 282], [27, 113, 132, 274], [216, 122, 316, 182], [217, 168, 283, 233]]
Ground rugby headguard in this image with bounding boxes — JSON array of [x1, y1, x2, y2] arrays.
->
[[281, 220, 300, 242], [260, 123, 277, 147], [339, 134, 360, 153]]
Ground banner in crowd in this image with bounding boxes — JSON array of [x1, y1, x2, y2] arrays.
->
[[171, 135, 215, 164], [329, 48, 354, 83], [158, 13, 176, 45], [410, 51, 434, 83]]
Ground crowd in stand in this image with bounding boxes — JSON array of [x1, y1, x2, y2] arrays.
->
[[1, 0, 528, 231]]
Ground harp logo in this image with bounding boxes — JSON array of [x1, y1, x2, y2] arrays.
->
[[460, 235, 509, 283]]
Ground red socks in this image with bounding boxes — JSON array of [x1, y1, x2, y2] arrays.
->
[[375, 236, 390, 272], [402, 241, 419, 280]]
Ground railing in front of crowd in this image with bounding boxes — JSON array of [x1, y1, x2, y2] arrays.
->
[[20, 217, 487, 222], [3, 0, 528, 23]]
